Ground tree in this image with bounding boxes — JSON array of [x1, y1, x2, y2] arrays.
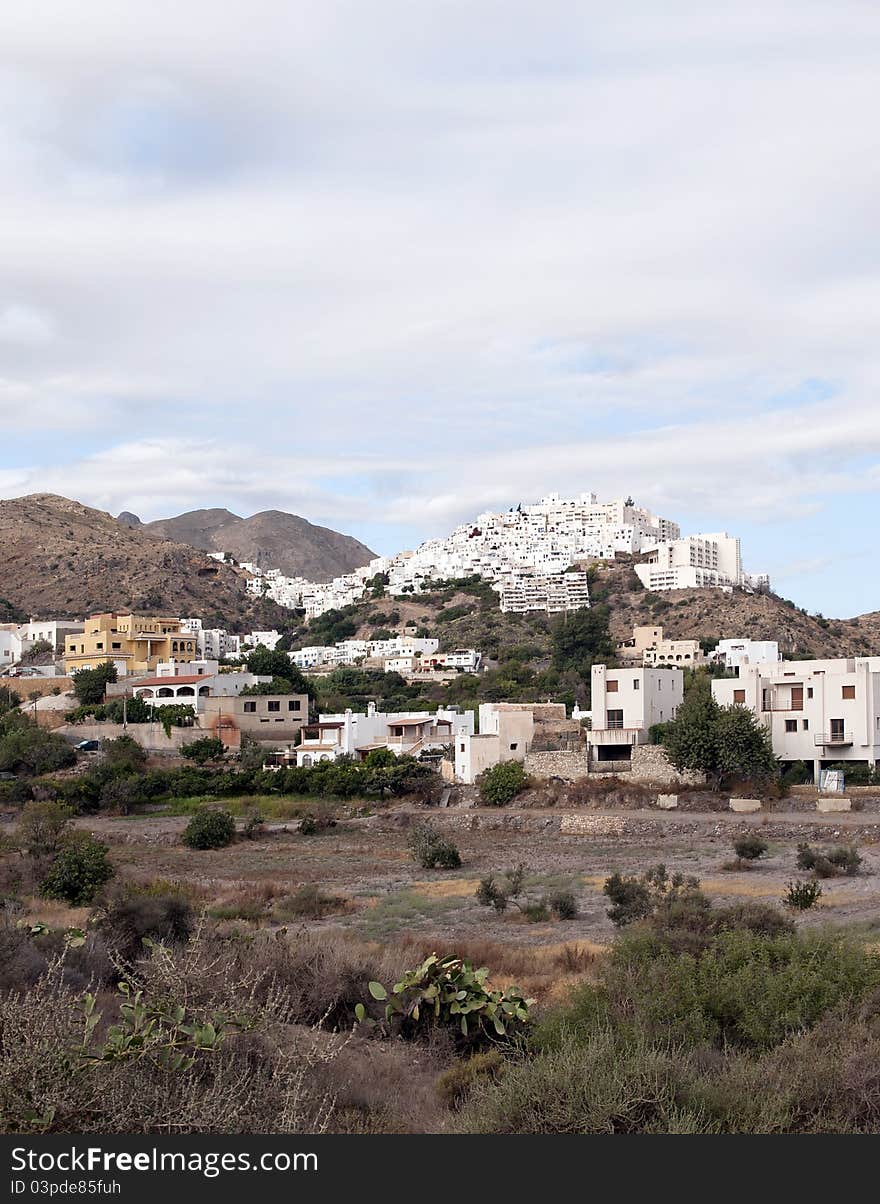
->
[[245, 645, 316, 700], [660, 679, 777, 789], [364, 747, 396, 768], [17, 800, 73, 861], [40, 831, 114, 905], [71, 661, 118, 705], [551, 605, 613, 678], [181, 736, 227, 765], [478, 761, 529, 806], [0, 711, 76, 775]]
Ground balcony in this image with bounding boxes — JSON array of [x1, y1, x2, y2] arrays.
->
[[587, 727, 642, 746], [814, 730, 853, 747]]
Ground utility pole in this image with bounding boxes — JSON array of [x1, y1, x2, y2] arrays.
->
[[123, 693, 127, 731]]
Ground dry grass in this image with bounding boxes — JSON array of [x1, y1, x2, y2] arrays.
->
[[17, 896, 91, 929], [412, 877, 481, 898], [387, 934, 604, 1003]]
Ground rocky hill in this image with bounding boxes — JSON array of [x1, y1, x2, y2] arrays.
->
[[138, 507, 375, 582], [0, 494, 292, 627]]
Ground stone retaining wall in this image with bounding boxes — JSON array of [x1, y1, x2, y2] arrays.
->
[[524, 749, 589, 780], [629, 744, 705, 787]]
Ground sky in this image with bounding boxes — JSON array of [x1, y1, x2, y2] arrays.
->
[[1, 1, 879, 617]]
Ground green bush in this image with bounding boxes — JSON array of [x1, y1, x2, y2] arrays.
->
[[181, 809, 236, 850], [550, 926, 878, 1054], [733, 835, 768, 862], [603, 864, 703, 928], [827, 845, 862, 876], [408, 822, 462, 869], [478, 761, 529, 806], [180, 737, 226, 765], [548, 889, 578, 920], [40, 832, 114, 906], [784, 880, 822, 910]]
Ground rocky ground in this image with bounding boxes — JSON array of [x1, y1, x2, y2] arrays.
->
[[66, 800, 880, 949]]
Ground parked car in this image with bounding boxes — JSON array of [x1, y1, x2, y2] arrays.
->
[[75, 739, 101, 753]]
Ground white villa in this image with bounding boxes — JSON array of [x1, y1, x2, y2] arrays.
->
[[712, 656, 880, 780], [587, 665, 684, 765], [294, 703, 474, 766]]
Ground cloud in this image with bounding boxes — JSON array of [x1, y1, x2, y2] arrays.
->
[[0, 1, 879, 613]]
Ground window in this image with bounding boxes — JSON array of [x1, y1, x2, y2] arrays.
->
[[96, 643, 103, 650], [842, 685, 855, 699], [460, 743, 465, 753], [112, 642, 121, 650], [509, 743, 518, 751], [606, 680, 618, 693], [807, 688, 813, 699], [830, 718, 846, 741], [802, 720, 809, 730], [243, 701, 257, 713], [288, 700, 301, 711], [733, 689, 745, 704], [607, 709, 624, 729], [268, 701, 280, 712], [633, 680, 640, 690], [785, 719, 797, 732]]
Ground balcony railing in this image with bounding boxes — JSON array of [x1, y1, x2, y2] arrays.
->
[[814, 730, 853, 746]]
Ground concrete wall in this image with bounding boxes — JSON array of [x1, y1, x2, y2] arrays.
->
[[57, 723, 194, 752]]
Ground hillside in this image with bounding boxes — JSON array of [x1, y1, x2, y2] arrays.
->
[[0, 494, 293, 627], [139, 507, 375, 581], [292, 559, 880, 665]]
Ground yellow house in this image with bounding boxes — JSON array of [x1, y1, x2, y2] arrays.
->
[[63, 613, 198, 676]]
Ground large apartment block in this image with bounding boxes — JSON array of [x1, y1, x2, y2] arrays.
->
[[634, 533, 767, 594], [712, 657, 880, 779], [496, 571, 591, 614]]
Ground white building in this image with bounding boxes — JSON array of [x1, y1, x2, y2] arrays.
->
[[712, 656, 880, 780], [294, 703, 474, 765], [118, 660, 273, 711], [180, 619, 242, 661], [496, 571, 591, 615], [587, 665, 684, 765], [453, 702, 570, 784], [712, 639, 780, 672], [244, 630, 283, 652], [634, 533, 766, 593], [289, 636, 441, 670], [234, 492, 763, 618], [0, 619, 84, 670]]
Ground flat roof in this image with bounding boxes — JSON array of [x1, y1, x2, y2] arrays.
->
[[135, 675, 209, 687]]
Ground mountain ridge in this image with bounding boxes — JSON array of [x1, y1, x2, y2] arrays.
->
[[138, 506, 374, 581]]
